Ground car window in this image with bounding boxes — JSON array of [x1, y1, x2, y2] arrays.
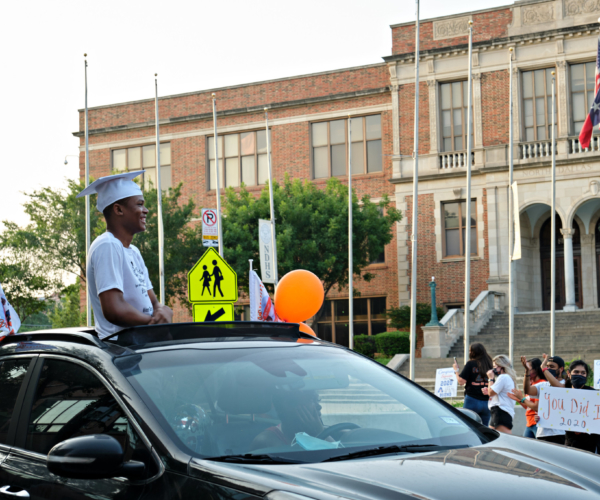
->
[[120, 345, 488, 463], [0, 358, 31, 445], [24, 359, 139, 459]]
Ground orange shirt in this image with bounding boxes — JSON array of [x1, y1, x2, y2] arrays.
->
[[525, 379, 544, 427]]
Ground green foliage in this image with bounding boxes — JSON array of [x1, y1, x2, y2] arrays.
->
[[386, 303, 445, 330], [222, 176, 402, 298], [374, 331, 410, 357], [19, 310, 52, 333], [49, 282, 86, 329], [353, 335, 376, 358]]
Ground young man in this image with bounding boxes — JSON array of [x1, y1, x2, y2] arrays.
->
[[510, 354, 566, 445], [77, 171, 172, 339]]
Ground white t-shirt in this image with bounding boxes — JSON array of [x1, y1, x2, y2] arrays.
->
[[533, 380, 566, 438], [87, 232, 154, 339], [488, 374, 516, 417]]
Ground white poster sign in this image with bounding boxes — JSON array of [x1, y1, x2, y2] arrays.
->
[[258, 219, 275, 284], [202, 208, 219, 247], [511, 181, 521, 261], [434, 367, 458, 398], [538, 385, 600, 435], [594, 360, 600, 389]]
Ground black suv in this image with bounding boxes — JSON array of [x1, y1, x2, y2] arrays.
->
[[1, 323, 599, 500]]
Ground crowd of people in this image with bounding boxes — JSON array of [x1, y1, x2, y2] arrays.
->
[[452, 343, 599, 453]]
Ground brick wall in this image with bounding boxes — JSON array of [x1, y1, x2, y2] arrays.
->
[[399, 81, 430, 156], [391, 9, 512, 55], [482, 70, 510, 147], [403, 191, 489, 306]]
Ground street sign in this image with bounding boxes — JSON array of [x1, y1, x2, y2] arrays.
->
[[192, 303, 235, 322], [202, 208, 219, 247], [188, 247, 238, 304], [258, 219, 275, 284]]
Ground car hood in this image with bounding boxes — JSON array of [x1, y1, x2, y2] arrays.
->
[[191, 434, 600, 499]]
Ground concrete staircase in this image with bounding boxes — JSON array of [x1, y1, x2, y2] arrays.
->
[[397, 310, 600, 390]]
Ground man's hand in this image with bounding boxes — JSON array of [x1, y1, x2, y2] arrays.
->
[[541, 353, 549, 369], [521, 356, 531, 371], [151, 304, 173, 324]]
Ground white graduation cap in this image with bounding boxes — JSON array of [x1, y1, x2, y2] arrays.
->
[[77, 171, 145, 212]]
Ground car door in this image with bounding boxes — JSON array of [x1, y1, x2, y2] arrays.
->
[[1, 355, 159, 500]]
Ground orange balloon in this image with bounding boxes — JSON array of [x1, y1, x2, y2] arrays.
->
[[274, 270, 324, 323], [299, 322, 317, 337]]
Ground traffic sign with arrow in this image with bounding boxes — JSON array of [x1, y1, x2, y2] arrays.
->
[[192, 303, 234, 323]]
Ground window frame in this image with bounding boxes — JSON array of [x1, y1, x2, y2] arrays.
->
[[206, 129, 271, 191], [0, 355, 36, 447], [110, 142, 172, 192], [310, 114, 383, 179], [520, 67, 557, 142], [315, 296, 388, 344], [441, 199, 478, 259], [439, 80, 474, 153], [569, 60, 598, 136]]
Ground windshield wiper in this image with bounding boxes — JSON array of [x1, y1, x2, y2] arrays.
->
[[322, 443, 469, 463], [207, 453, 304, 464]]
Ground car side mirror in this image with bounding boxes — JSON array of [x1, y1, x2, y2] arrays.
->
[[47, 434, 145, 480], [457, 407, 483, 425]]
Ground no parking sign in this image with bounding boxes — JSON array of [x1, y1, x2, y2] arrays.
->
[[202, 208, 219, 247]]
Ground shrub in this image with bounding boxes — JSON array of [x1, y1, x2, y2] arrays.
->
[[353, 335, 376, 358], [386, 303, 445, 330], [375, 331, 410, 357]]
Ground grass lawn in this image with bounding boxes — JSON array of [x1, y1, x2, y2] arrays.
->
[[374, 354, 393, 366]]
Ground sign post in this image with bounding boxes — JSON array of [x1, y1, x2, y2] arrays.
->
[[202, 208, 219, 248], [188, 248, 238, 322]]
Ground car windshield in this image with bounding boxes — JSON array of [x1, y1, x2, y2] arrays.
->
[[117, 343, 491, 463]]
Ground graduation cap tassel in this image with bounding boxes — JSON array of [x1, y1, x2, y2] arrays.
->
[[155, 74, 166, 305]]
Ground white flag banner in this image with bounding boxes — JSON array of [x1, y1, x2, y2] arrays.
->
[[594, 360, 600, 389], [538, 385, 600, 435], [434, 367, 458, 398], [511, 181, 521, 261], [258, 219, 275, 284], [249, 270, 279, 322], [0, 283, 20, 335]]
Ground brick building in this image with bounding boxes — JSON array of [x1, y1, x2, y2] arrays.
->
[[76, 0, 600, 349]]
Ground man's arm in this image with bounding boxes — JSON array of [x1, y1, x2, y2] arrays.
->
[[148, 290, 173, 324], [99, 289, 153, 327]]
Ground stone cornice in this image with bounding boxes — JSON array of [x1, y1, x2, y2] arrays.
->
[[72, 87, 390, 138]]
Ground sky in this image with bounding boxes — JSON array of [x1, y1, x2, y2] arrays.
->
[[0, 0, 509, 231]]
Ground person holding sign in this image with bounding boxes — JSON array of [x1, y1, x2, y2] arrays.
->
[[453, 343, 492, 426], [482, 355, 516, 434], [77, 172, 173, 340]]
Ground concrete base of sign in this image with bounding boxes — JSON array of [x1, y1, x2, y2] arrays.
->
[[421, 325, 450, 358], [388, 354, 409, 372]]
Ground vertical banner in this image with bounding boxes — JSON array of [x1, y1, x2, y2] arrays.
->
[[595, 360, 600, 389], [202, 208, 219, 247], [434, 367, 458, 398], [511, 181, 522, 261], [259, 219, 275, 284]]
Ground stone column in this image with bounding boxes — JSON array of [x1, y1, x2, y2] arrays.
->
[[556, 60, 568, 139], [427, 79, 438, 154], [388, 63, 401, 177], [581, 233, 596, 309], [561, 228, 578, 312]]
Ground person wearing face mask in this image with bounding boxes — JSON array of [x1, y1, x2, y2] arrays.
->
[[482, 355, 517, 434], [508, 357, 544, 439], [511, 353, 566, 444]]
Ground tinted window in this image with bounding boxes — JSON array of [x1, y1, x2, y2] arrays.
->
[[0, 358, 31, 444], [24, 359, 133, 456]]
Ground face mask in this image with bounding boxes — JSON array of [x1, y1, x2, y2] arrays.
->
[[547, 368, 558, 378], [292, 432, 342, 451], [493, 368, 502, 376], [571, 375, 587, 388], [529, 372, 538, 381]]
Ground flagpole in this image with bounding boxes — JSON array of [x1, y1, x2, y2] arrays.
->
[[84, 54, 91, 328], [212, 94, 224, 257], [508, 47, 515, 363], [348, 115, 354, 350], [155, 74, 165, 305], [264, 108, 279, 287], [551, 71, 556, 356], [463, 21, 474, 366], [409, 0, 420, 382]]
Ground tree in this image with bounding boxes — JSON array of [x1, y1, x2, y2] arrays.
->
[[1, 180, 204, 311], [48, 282, 86, 329], [386, 303, 445, 330], [222, 176, 402, 302]]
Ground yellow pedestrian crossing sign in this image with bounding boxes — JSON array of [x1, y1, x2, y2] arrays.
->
[[193, 303, 235, 322], [188, 247, 238, 304]]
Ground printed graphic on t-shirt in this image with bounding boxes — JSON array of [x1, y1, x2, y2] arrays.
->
[[129, 259, 153, 316], [470, 366, 485, 388]]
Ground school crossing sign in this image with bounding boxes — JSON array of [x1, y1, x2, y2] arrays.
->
[[188, 248, 238, 322]]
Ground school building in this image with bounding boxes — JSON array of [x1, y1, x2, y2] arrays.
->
[[76, 0, 600, 350]]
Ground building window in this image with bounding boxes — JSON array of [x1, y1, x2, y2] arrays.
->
[[570, 62, 597, 135], [112, 143, 172, 191], [208, 130, 271, 190], [312, 115, 382, 179], [440, 81, 473, 152], [522, 68, 556, 142], [315, 297, 387, 347], [442, 200, 477, 258]]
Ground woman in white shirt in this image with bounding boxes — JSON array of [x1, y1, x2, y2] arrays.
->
[[482, 354, 517, 434]]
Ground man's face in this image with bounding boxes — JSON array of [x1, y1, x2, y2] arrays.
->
[[115, 195, 148, 234], [547, 361, 563, 376]]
